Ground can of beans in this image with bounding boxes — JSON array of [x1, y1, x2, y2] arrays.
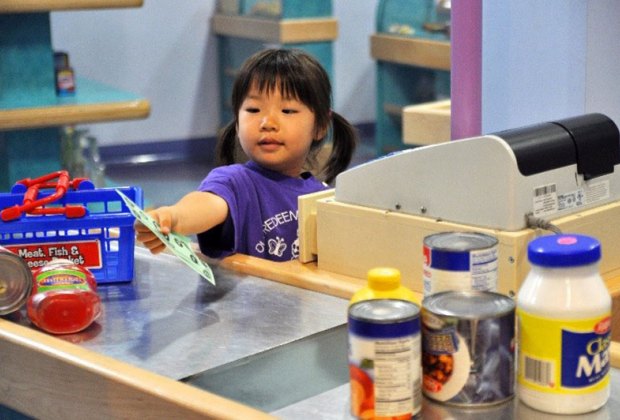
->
[[348, 299, 422, 419], [0, 245, 33, 315], [423, 232, 498, 296], [421, 291, 515, 406]]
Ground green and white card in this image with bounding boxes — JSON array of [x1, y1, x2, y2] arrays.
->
[[116, 189, 215, 285]]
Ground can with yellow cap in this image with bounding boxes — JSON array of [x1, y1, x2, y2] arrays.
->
[[349, 267, 420, 306]]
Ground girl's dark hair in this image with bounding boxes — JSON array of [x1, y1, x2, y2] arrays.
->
[[216, 48, 358, 184]]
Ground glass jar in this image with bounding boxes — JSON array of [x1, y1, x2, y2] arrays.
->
[[27, 259, 101, 334]]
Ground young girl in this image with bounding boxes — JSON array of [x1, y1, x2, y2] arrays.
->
[[136, 48, 358, 261]]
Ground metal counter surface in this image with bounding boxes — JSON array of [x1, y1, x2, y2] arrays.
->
[[13, 247, 349, 381], [274, 369, 620, 419]]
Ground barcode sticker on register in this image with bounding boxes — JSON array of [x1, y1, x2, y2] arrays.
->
[[533, 183, 558, 217]]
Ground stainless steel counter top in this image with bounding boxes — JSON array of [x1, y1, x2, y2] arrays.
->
[[12, 248, 349, 382]]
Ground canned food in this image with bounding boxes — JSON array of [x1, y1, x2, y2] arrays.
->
[[423, 232, 498, 296], [348, 299, 422, 419], [0, 245, 33, 315], [421, 291, 515, 406]]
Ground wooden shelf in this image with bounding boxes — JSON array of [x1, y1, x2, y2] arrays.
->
[[212, 14, 338, 43], [0, 0, 143, 13], [403, 99, 451, 145], [370, 33, 450, 71], [0, 78, 150, 130]]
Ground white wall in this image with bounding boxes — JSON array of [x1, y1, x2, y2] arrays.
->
[[50, 1, 379, 146], [480, 0, 620, 133], [585, 1, 620, 119]]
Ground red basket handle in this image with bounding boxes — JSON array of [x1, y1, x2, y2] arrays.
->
[[14, 170, 69, 189], [1, 171, 87, 221]]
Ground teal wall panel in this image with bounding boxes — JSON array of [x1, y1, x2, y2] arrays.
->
[[373, 0, 450, 155], [0, 12, 62, 191], [0, 13, 55, 107]]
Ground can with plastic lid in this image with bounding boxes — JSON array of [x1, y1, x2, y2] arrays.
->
[[517, 234, 611, 414], [0, 245, 33, 315]]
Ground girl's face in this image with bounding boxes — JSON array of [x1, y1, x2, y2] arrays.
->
[[237, 82, 325, 178]]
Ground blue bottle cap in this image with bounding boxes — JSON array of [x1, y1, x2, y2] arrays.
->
[[528, 234, 601, 267]]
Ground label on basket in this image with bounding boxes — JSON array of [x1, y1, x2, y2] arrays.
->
[[4, 240, 102, 270]]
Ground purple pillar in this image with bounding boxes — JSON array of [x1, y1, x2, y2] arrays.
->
[[451, 0, 482, 140]]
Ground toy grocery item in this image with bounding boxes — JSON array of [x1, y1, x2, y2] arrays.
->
[[27, 259, 101, 334], [422, 231, 498, 296], [517, 234, 611, 414], [350, 267, 419, 306], [0, 245, 33, 315], [421, 290, 515, 406], [348, 299, 422, 419], [54, 51, 76, 96]]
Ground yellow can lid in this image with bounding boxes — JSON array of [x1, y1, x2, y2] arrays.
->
[[367, 267, 401, 291]]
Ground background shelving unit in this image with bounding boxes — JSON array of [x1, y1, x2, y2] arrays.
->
[[371, 0, 451, 155], [0, 1, 150, 190], [212, 0, 337, 126]]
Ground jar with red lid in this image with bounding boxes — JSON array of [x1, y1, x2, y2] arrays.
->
[[27, 259, 101, 334]]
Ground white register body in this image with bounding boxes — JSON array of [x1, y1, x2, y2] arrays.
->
[[335, 113, 620, 231], [298, 113, 620, 295]]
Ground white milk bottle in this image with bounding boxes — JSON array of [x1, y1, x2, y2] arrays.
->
[[517, 234, 611, 414]]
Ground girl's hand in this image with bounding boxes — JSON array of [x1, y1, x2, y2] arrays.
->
[[134, 191, 228, 255], [134, 207, 176, 254]]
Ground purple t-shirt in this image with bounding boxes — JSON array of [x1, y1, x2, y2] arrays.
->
[[196, 161, 328, 261]]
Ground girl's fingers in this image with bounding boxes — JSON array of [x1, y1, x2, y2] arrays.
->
[[149, 242, 167, 254], [155, 211, 172, 234], [135, 230, 156, 242]]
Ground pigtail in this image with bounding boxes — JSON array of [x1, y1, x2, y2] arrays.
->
[[215, 120, 239, 166], [321, 111, 358, 184]]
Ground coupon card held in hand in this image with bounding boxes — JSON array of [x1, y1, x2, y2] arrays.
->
[[116, 189, 215, 285]]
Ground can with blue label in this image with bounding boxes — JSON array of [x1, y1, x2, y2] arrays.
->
[[348, 299, 422, 419], [423, 232, 498, 296]]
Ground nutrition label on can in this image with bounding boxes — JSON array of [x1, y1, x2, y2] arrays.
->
[[470, 247, 499, 289], [374, 337, 421, 414], [349, 334, 421, 416]]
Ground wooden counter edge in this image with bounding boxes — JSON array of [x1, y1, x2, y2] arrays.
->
[[0, 318, 275, 419], [218, 253, 368, 300], [612, 341, 620, 369]]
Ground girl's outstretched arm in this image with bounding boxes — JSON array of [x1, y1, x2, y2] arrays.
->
[[135, 191, 229, 254]]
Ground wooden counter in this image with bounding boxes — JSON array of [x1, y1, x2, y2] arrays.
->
[[0, 317, 274, 419]]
